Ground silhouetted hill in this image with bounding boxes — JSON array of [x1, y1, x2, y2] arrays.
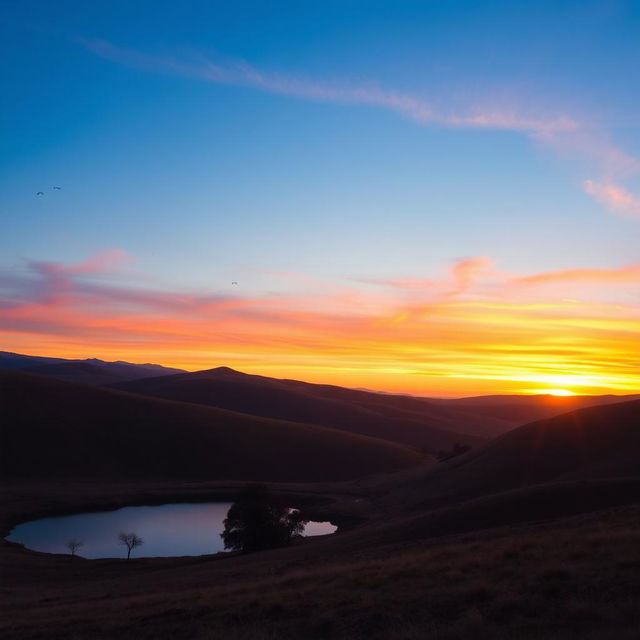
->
[[431, 393, 640, 436], [112, 367, 487, 451], [112, 367, 639, 448], [0, 369, 423, 482], [376, 399, 640, 512], [0, 351, 185, 384]]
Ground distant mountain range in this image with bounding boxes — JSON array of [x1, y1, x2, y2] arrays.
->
[[0, 351, 185, 385]]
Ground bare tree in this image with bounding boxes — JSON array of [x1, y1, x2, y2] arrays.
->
[[118, 532, 144, 559], [66, 539, 84, 557]]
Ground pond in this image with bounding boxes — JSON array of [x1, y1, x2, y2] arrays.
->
[[6, 502, 337, 559]]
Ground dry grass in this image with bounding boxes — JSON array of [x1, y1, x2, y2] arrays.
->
[[2, 504, 639, 639]]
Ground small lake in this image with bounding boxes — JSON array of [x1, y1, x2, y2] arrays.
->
[[6, 503, 337, 559]]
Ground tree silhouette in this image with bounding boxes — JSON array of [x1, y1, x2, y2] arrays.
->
[[118, 532, 144, 559], [221, 484, 308, 553], [66, 539, 84, 557]]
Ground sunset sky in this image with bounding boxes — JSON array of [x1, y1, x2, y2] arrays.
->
[[1, 1, 638, 396]]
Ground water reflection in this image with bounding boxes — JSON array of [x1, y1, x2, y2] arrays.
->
[[6, 502, 337, 559]]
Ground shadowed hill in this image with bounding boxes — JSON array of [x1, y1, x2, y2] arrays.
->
[[374, 399, 640, 512], [431, 393, 640, 436], [112, 367, 487, 451], [0, 369, 423, 482], [112, 367, 638, 446]]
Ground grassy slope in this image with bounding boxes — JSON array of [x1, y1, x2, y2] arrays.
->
[[1, 502, 639, 639], [432, 393, 640, 436], [0, 369, 423, 483], [366, 399, 640, 512]]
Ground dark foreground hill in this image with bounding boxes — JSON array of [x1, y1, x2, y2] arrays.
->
[[112, 367, 491, 451], [0, 350, 185, 384], [0, 369, 422, 482]]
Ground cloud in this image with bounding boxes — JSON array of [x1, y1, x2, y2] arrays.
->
[[80, 38, 576, 135], [513, 263, 640, 287], [368, 256, 495, 298], [582, 180, 640, 219], [1, 252, 639, 394], [451, 256, 495, 294], [78, 38, 640, 220]]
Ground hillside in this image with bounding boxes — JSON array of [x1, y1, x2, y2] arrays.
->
[[432, 393, 640, 436], [112, 366, 639, 446], [0, 369, 423, 482], [112, 367, 487, 451], [375, 399, 640, 512]]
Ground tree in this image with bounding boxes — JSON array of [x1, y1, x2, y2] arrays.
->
[[118, 532, 144, 559], [436, 442, 471, 461], [66, 539, 84, 557], [221, 484, 308, 553]]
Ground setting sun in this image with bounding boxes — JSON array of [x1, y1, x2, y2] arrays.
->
[[543, 389, 576, 397]]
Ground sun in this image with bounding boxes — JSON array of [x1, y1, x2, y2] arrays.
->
[[544, 388, 576, 396]]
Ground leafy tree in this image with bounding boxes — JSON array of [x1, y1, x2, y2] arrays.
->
[[118, 532, 144, 559], [66, 539, 84, 557], [221, 484, 308, 553]]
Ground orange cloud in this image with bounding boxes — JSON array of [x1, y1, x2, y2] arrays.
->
[[512, 263, 640, 287], [1, 252, 639, 396]]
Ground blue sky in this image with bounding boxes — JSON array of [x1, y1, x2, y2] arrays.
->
[[0, 1, 638, 394]]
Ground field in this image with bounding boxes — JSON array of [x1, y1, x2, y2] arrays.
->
[[2, 374, 639, 639], [2, 481, 639, 640]]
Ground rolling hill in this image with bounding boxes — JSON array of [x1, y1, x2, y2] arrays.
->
[[0, 369, 423, 482], [112, 366, 638, 448], [111, 367, 488, 451], [431, 393, 640, 436], [374, 398, 640, 513]]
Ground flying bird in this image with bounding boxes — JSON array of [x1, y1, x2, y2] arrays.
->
[[53, 186, 61, 190], [231, 282, 238, 285], [36, 191, 44, 196]]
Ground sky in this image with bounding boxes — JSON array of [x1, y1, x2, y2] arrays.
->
[[0, 0, 638, 396]]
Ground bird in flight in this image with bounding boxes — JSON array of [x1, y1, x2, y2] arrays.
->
[[231, 282, 238, 285], [53, 186, 61, 190], [36, 191, 44, 196]]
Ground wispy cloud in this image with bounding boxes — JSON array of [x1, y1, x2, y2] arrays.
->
[[80, 38, 577, 134], [79, 38, 640, 220]]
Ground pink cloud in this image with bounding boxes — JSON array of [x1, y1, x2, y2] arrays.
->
[[371, 256, 496, 298], [583, 180, 640, 219]]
